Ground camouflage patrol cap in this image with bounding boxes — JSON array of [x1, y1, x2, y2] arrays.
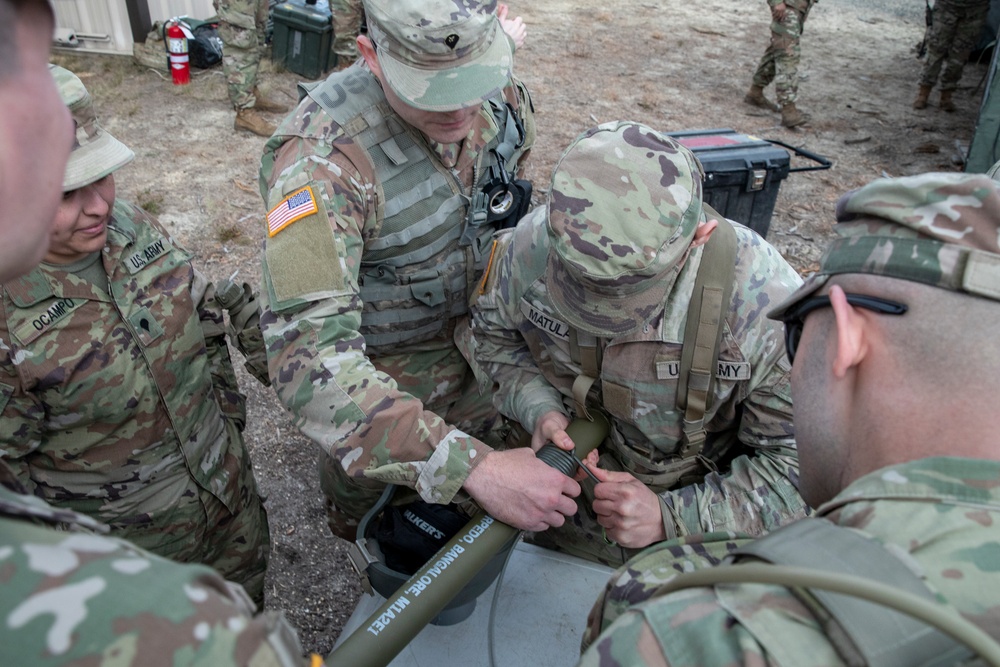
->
[[51, 64, 133, 191], [768, 172, 1000, 319], [545, 121, 706, 337], [363, 0, 513, 112]]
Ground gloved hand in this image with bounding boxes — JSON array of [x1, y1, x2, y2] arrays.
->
[[216, 278, 271, 387]]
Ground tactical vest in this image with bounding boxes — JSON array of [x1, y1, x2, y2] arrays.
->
[[300, 69, 528, 353], [657, 518, 991, 667], [569, 212, 739, 490]]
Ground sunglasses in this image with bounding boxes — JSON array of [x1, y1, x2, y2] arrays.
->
[[777, 293, 908, 363]]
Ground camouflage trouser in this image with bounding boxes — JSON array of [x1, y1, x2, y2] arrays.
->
[[319, 360, 502, 541], [198, 477, 271, 607], [330, 0, 363, 63], [752, 3, 812, 106], [215, 0, 269, 110], [579, 531, 754, 651], [111, 423, 271, 606], [920, 0, 990, 91]]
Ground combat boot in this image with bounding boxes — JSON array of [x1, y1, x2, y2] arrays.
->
[[251, 87, 290, 114], [781, 102, 811, 128], [744, 84, 780, 112], [234, 108, 277, 137], [913, 85, 932, 110], [940, 90, 957, 112]]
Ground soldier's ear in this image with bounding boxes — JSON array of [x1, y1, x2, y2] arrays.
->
[[829, 285, 868, 379], [358, 36, 380, 77]]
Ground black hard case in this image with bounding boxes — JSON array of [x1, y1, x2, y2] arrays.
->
[[667, 129, 830, 238]]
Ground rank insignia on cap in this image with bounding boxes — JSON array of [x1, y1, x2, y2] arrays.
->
[[445, 34, 459, 49], [267, 186, 319, 237]]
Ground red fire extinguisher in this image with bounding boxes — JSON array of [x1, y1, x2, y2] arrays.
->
[[165, 20, 190, 86]]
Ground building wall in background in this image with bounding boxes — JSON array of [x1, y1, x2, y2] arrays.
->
[[53, 0, 215, 56]]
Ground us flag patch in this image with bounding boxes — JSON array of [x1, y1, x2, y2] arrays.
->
[[267, 186, 318, 237]]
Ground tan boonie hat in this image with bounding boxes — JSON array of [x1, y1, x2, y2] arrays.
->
[[545, 121, 706, 337], [768, 172, 1000, 320], [363, 0, 513, 112], [51, 64, 134, 191]]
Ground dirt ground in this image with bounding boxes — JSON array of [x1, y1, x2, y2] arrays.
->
[[49, 0, 988, 656]]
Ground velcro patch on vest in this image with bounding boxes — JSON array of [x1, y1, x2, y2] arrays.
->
[[603, 381, 633, 421], [656, 359, 751, 381], [520, 299, 569, 340], [13, 298, 84, 345], [267, 186, 319, 237], [125, 238, 170, 274]]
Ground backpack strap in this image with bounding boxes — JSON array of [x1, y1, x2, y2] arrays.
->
[[660, 519, 982, 667], [676, 209, 737, 459]]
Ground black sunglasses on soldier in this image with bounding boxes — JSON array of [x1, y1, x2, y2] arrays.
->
[[777, 293, 908, 363]]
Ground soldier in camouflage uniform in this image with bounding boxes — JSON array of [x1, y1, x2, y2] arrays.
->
[[580, 171, 1000, 665], [330, 0, 363, 66], [0, 8, 316, 665], [328, 0, 524, 70], [0, 460, 318, 667], [214, 0, 290, 137], [745, 0, 817, 128], [472, 121, 807, 567], [258, 0, 587, 544], [0, 65, 270, 604], [914, 0, 990, 111]]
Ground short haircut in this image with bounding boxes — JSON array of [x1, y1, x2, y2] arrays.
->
[[0, 0, 54, 82]]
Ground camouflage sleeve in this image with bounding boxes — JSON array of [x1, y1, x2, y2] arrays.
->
[[472, 211, 567, 431], [504, 76, 536, 171], [259, 135, 486, 505], [1, 502, 319, 666], [578, 586, 775, 667], [662, 376, 806, 538], [0, 305, 43, 493], [578, 610, 672, 667], [0, 366, 44, 495], [580, 576, 835, 667], [580, 531, 756, 650], [580, 533, 777, 667], [191, 257, 248, 431]]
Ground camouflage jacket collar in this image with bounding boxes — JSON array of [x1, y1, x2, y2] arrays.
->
[[104, 200, 139, 247], [2, 268, 56, 308], [818, 457, 1000, 515]]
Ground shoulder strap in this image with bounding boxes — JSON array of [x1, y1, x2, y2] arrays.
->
[[659, 519, 988, 667], [675, 210, 737, 458], [568, 329, 602, 421]]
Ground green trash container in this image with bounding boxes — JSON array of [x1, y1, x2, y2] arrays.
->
[[272, 0, 336, 80]]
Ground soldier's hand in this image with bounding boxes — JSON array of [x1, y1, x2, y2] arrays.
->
[[498, 3, 527, 50], [590, 467, 667, 549], [464, 448, 580, 531], [531, 410, 572, 452], [771, 2, 788, 21]]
